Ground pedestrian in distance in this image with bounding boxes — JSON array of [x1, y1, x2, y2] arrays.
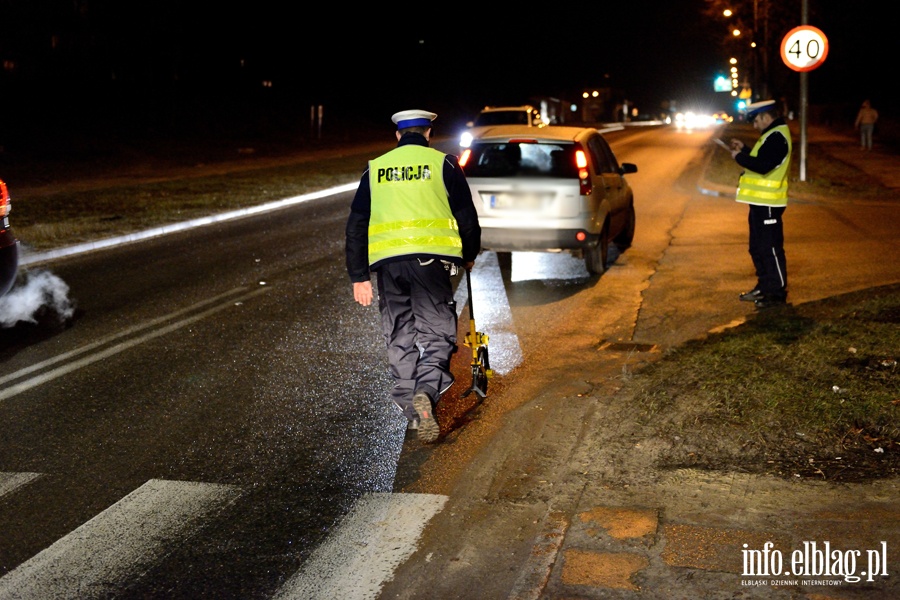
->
[[854, 99, 879, 151], [728, 99, 793, 309], [345, 109, 482, 443]]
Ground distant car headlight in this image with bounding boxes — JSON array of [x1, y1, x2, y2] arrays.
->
[[460, 131, 474, 148]]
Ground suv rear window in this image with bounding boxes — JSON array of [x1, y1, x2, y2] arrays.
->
[[462, 142, 578, 178]]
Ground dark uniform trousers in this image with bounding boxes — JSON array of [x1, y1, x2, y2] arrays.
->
[[748, 204, 787, 295], [375, 258, 457, 420]]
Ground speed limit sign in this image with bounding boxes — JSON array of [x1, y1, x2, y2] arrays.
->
[[781, 25, 829, 72]]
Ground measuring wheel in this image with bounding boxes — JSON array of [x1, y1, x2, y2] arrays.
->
[[462, 269, 493, 399]]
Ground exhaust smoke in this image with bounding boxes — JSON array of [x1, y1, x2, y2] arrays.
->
[[0, 269, 75, 328]]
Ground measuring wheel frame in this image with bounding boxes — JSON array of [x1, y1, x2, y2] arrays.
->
[[462, 269, 493, 399]]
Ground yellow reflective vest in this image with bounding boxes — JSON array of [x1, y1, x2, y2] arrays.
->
[[736, 123, 792, 207], [367, 145, 463, 266]]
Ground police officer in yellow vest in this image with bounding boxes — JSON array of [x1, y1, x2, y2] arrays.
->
[[345, 109, 481, 442], [728, 99, 792, 309]]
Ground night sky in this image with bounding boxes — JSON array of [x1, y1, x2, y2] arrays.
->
[[0, 0, 890, 149]]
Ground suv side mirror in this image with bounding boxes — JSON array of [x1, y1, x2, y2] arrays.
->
[[620, 163, 638, 174]]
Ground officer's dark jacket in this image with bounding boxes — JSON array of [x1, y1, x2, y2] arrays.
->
[[345, 132, 481, 283], [735, 116, 790, 175]]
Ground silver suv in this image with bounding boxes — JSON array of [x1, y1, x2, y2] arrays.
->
[[460, 105, 545, 147], [458, 125, 637, 275]]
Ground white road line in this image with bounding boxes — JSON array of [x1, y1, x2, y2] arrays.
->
[[0, 478, 242, 600], [0, 472, 42, 498], [455, 251, 523, 376], [0, 286, 270, 401], [20, 184, 358, 266], [0, 287, 251, 386], [273, 492, 448, 600]]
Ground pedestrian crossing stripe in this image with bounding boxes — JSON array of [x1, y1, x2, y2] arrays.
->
[[273, 492, 448, 600], [0, 479, 242, 599], [0, 476, 447, 600], [0, 471, 42, 498]]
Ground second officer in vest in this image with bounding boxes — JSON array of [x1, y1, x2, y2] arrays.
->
[[728, 99, 793, 309], [345, 109, 481, 442]]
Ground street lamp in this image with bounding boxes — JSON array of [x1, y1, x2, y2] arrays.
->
[[730, 58, 740, 94], [721, 1, 767, 102]]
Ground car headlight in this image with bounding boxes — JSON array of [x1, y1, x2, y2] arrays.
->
[[460, 131, 474, 148]]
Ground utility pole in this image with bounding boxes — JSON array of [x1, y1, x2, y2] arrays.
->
[[754, 0, 770, 101]]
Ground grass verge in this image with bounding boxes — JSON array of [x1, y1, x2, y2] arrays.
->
[[11, 152, 379, 253], [627, 283, 900, 482]]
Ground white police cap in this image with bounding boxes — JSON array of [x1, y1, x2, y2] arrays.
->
[[391, 109, 437, 129], [745, 99, 776, 120]]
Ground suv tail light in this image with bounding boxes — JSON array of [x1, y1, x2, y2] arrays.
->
[[574, 144, 591, 195], [0, 180, 9, 220]]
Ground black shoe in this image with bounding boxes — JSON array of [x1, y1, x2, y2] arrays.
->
[[754, 293, 787, 309], [412, 392, 440, 443], [739, 289, 763, 302]]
